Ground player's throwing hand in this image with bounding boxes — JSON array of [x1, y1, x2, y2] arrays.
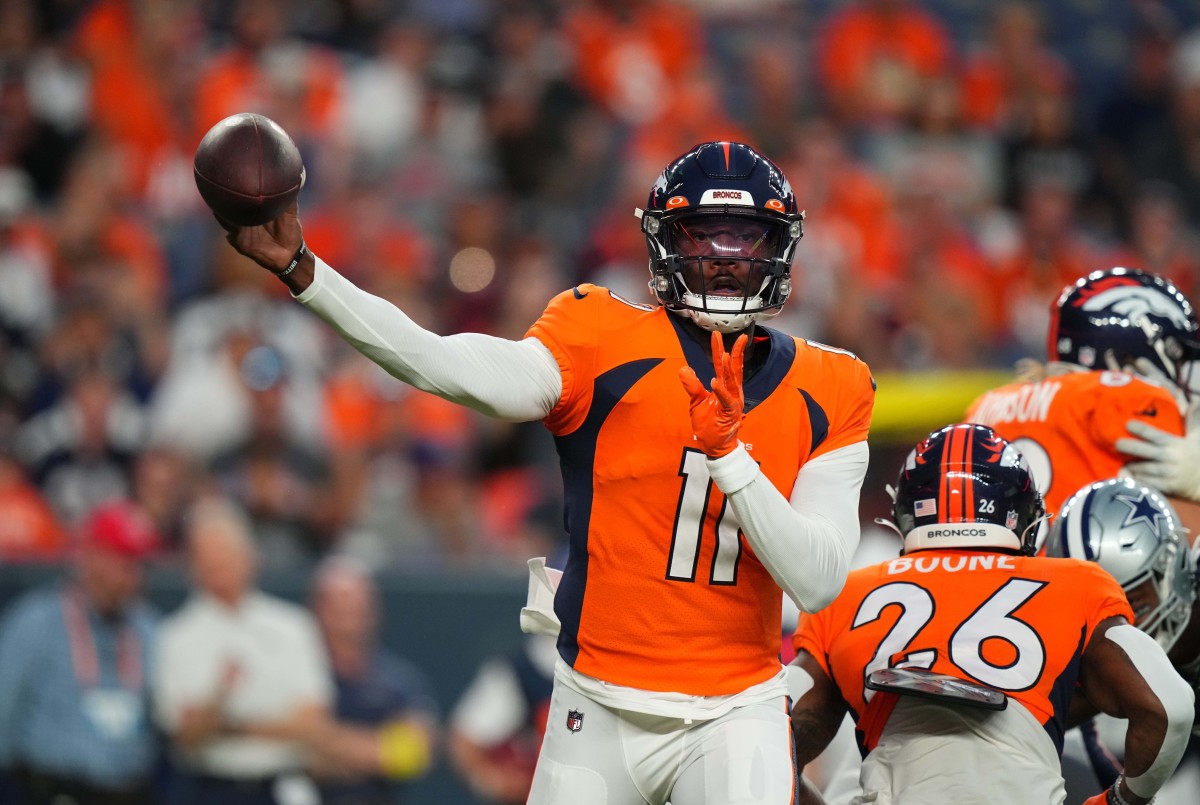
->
[[680, 331, 747, 458]]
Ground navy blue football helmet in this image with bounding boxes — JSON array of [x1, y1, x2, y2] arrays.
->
[[1049, 267, 1200, 399], [893, 424, 1045, 555], [638, 141, 804, 333]]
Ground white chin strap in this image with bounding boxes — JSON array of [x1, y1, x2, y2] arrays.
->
[[902, 522, 1022, 554], [678, 292, 780, 333]]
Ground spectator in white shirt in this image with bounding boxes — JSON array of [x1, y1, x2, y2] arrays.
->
[[152, 495, 333, 805]]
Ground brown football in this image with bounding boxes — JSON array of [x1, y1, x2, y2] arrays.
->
[[193, 113, 305, 227]]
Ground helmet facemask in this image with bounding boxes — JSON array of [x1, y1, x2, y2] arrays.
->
[[1148, 328, 1200, 403], [642, 208, 802, 333], [1125, 540, 1196, 653]]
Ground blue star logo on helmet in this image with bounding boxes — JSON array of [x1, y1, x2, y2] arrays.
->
[[1115, 490, 1169, 533]]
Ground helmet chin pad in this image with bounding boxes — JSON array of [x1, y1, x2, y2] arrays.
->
[[669, 266, 785, 332]]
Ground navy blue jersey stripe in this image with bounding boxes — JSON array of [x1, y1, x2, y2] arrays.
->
[[747, 327, 796, 412], [553, 358, 662, 666], [798, 389, 829, 454], [666, 317, 797, 414]]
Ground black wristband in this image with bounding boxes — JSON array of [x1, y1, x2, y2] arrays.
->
[[275, 242, 308, 277]]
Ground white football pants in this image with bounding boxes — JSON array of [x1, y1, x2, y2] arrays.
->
[[526, 681, 798, 805]]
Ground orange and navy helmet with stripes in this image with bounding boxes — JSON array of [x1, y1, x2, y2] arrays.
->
[[892, 423, 1045, 556]]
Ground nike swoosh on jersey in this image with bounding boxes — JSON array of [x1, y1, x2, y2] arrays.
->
[[573, 287, 589, 299], [1137, 404, 1157, 416]]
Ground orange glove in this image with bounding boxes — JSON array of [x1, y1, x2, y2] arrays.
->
[[1082, 788, 1130, 805], [679, 331, 747, 458]]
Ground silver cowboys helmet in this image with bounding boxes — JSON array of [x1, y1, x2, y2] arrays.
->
[[1047, 477, 1197, 652]]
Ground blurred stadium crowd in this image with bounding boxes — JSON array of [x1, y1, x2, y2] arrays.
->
[[2, 0, 1200, 574]]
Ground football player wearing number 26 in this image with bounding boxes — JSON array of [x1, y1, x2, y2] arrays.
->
[[218, 141, 875, 805], [790, 424, 1194, 805]]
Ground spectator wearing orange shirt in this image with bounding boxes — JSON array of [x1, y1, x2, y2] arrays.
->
[[0, 453, 67, 561], [72, 0, 193, 196], [815, 0, 953, 131], [959, 2, 1073, 133], [985, 173, 1113, 359], [192, 0, 342, 152], [560, 0, 705, 128]]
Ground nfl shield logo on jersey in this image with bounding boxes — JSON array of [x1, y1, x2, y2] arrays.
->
[[566, 709, 584, 733]]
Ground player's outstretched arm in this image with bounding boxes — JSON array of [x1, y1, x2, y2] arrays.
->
[[219, 204, 562, 422], [1077, 617, 1194, 805]]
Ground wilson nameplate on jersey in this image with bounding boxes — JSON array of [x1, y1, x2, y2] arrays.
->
[[866, 668, 1008, 711]]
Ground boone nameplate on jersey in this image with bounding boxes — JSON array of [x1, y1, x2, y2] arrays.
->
[[866, 667, 1008, 710]]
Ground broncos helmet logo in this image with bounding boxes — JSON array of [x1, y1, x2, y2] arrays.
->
[[978, 431, 1006, 464], [1075, 277, 1191, 329]]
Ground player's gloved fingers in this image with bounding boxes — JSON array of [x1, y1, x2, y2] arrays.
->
[[1114, 437, 1167, 460], [711, 377, 740, 411], [710, 373, 727, 401], [679, 367, 711, 404], [730, 334, 747, 377], [1123, 462, 1175, 489], [709, 329, 726, 366], [1124, 418, 1176, 444]]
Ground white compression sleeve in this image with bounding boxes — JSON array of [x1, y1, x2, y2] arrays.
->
[[296, 257, 562, 421], [1105, 623, 1196, 798], [707, 441, 868, 612]]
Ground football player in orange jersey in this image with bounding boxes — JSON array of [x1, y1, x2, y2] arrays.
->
[[218, 141, 875, 804], [789, 424, 1194, 805], [964, 267, 1200, 550]]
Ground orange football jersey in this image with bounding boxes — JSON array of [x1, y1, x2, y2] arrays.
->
[[526, 285, 875, 696], [793, 549, 1133, 755], [964, 370, 1184, 517]]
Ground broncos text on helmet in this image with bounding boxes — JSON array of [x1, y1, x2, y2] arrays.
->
[[1046, 477, 1197, 653], [1049, 266, 1200, 400], [892, 423, 1045, 556], [637, 141, 804, 334]]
